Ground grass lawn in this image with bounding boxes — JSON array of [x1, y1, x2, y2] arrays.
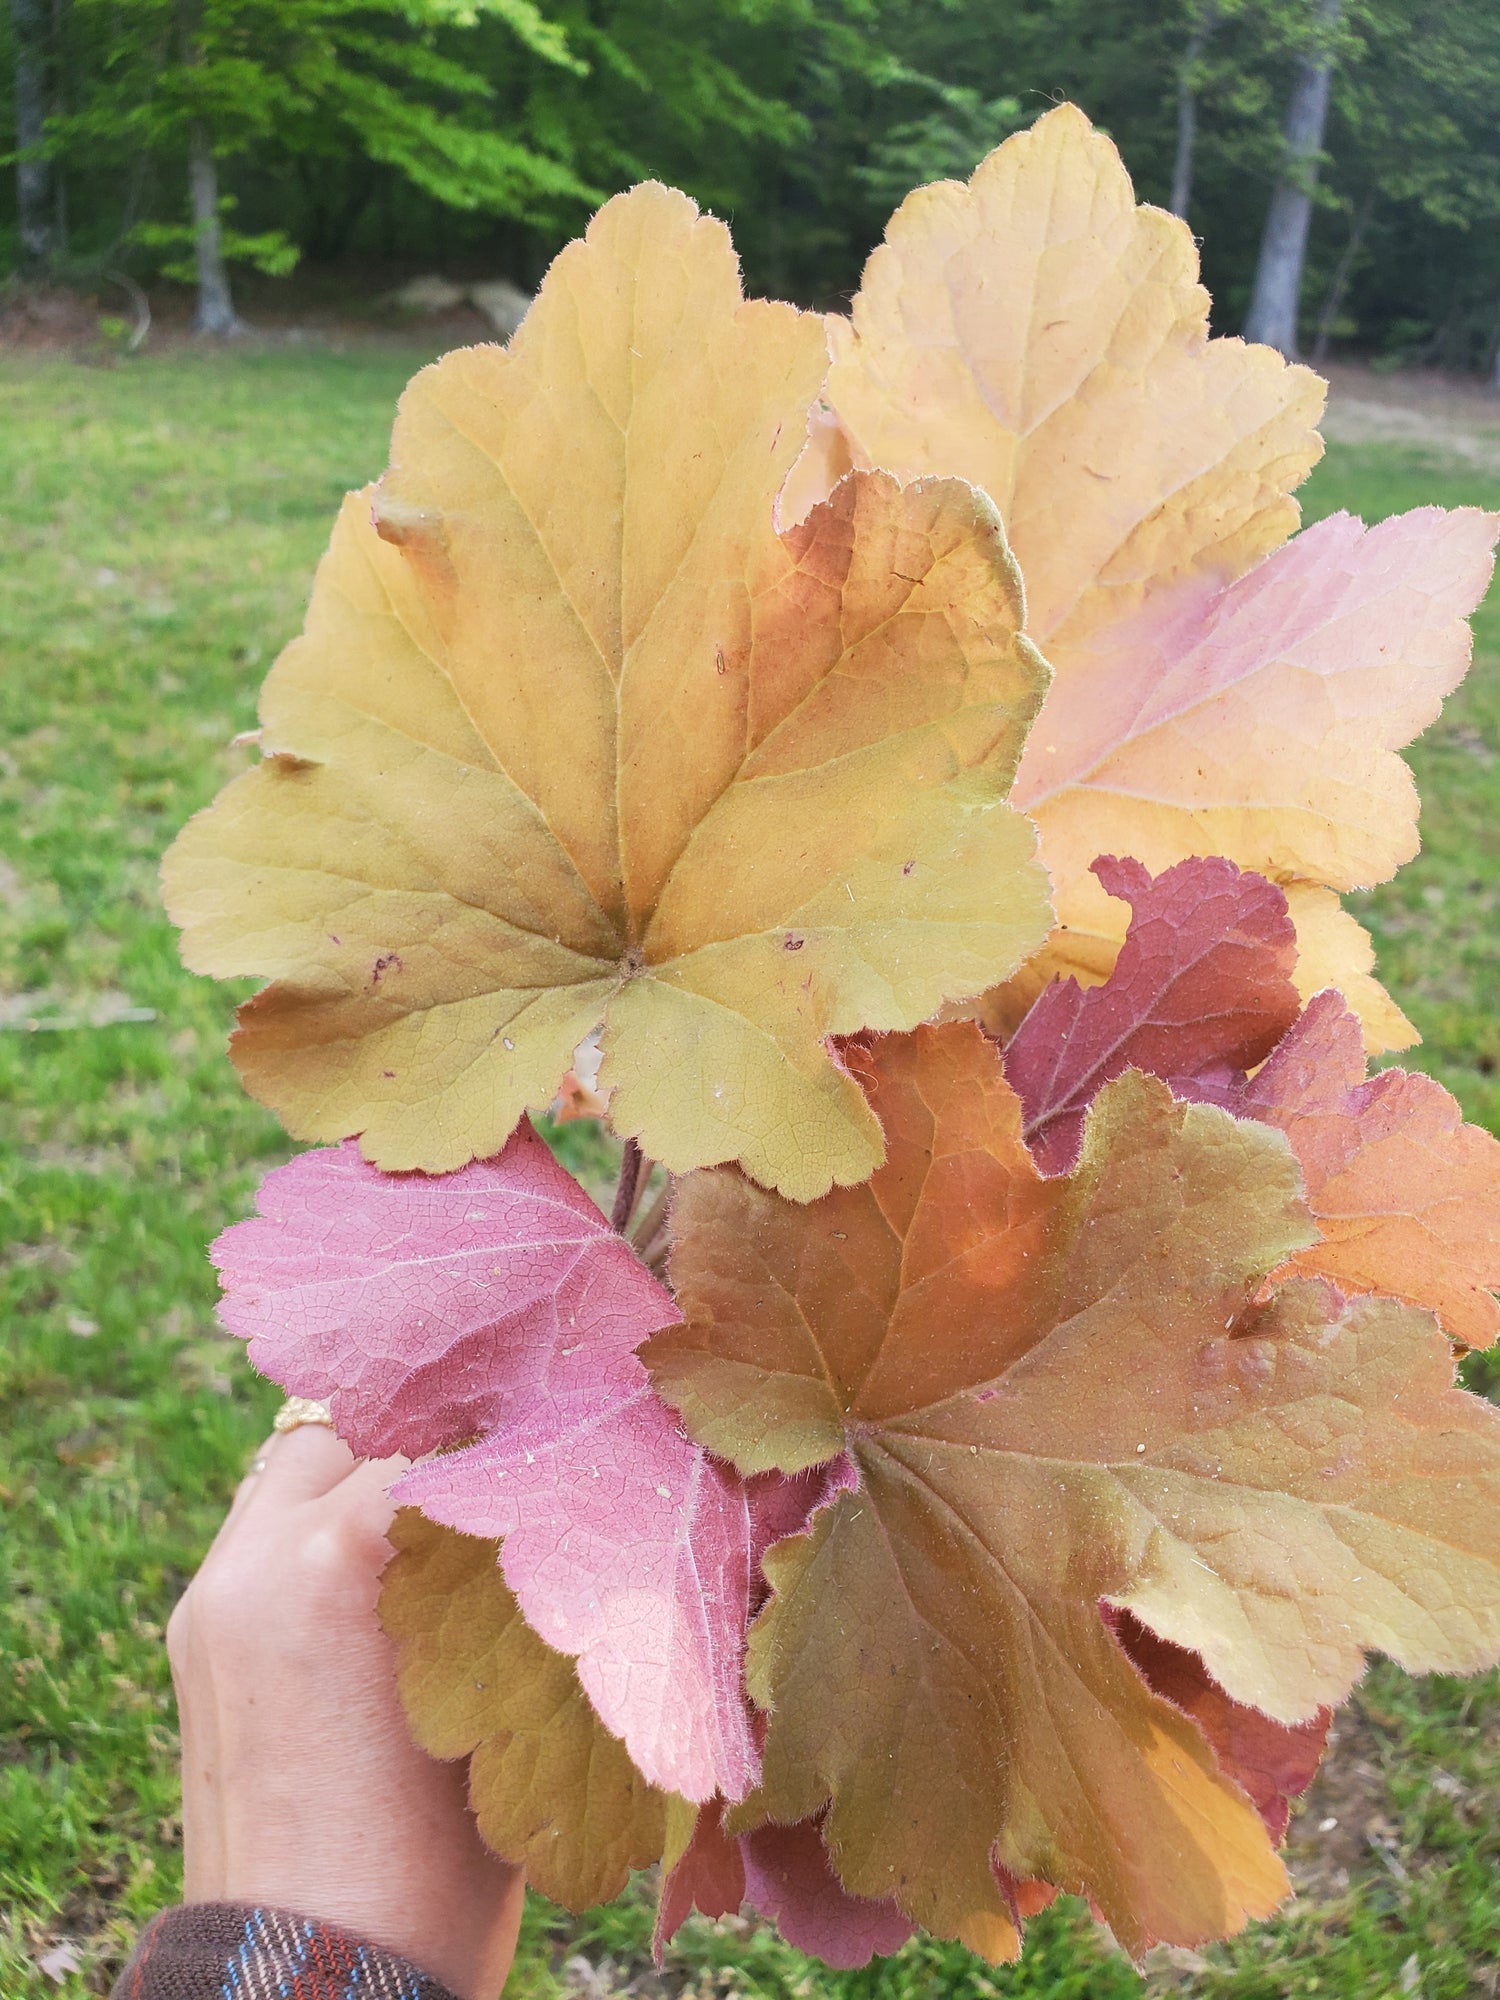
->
[[1, 346, 1497, 1999]]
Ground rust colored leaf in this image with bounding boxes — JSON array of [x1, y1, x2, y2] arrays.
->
[[1106, 1608, 1329, 1845], [647, 1025, 1500, 1950]]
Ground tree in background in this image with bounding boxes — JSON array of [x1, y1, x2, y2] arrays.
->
[[1242, 0, 1346, 354], [1169, 0, 1220, 218], [49, 0, 595, 329], [6, 0, 1500, 372], [9, 0, 54, 269], [1318, 0, 1500, 373]]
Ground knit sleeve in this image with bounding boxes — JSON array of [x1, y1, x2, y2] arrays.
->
[[110, 1902, 465, 2000]]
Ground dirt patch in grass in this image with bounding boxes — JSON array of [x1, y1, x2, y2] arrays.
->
[[1322, 360, 1500, 473]]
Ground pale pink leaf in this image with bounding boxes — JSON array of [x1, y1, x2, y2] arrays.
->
[[1015, 507, 1500, 899], [212, 1125, 758, 1801], [399, 1378, 758, 1802]]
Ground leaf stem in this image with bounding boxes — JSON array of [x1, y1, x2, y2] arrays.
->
[[630, 1178, 672, 1255], [610, 1136, 645, 1233]]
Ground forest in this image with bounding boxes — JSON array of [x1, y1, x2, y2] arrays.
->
[[4, 0, 1500, 371]]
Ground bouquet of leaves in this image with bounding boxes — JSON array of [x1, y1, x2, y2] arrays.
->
[[164, 105, 1500, 1968]]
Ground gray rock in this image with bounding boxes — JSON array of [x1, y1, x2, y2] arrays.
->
[[468, 278, 532, 339], [391, 273, 465, 313]]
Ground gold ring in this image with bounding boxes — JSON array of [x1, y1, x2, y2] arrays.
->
[[273, 1395, 336, 1435]]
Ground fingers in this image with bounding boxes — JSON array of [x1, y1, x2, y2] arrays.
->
[[238, 1424, 357, 1513], [336, 1452, 410, 1514], [215, 1419, 408, 1573]]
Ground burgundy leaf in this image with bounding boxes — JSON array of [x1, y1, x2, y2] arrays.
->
[[655, 1804, 914, 1969], [741, 1819, 915, 1967], [1004, 856, 1300, 1173]]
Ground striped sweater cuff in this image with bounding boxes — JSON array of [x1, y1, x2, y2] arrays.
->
[[110, 1901, 462, 2000]]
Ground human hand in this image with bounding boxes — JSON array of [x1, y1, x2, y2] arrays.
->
[[167, 1422, 524, 2000]]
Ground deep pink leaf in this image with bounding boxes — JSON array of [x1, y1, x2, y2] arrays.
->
[[399, 1377, 758, 1802], [212, 1124, 757, 1802], [1004, 856, 1299, 1172], [654, 1804, 913, 1969], [741, 1819, 915, 1967]]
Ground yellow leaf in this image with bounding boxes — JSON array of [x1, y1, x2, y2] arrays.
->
[[648, 1026, 1500, 1949], [815, 103, 1496, 1051], [164, 184, 1051, 1198], [379, 1508, 667, 1909]]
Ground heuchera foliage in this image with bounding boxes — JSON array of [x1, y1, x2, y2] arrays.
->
[[180, 103, 1500, 1969]]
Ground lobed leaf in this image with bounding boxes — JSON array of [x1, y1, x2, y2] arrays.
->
[[1105, 1608, 1328, 1847], [809, 101, 1499, 1049], [656, 1800, 915, 1970], [1004, 856, 1500, 1345], [212, 1123, 755, 1801], [1010, 506, 1499, 1041], [1238, 989, 1500, 1347], [647, 1025, 1500, 1950], [1004, 854, 1299, 1174], [380, 1509, 667, 1908], [165, 180, 1052, 1199]]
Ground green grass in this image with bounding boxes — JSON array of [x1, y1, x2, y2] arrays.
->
[[1, 351, 1497, 1998]]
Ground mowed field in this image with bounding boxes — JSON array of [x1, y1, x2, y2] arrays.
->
[[2, 347, 1498, 1999]]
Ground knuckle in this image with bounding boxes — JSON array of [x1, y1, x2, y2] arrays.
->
[[295, 1516, 374, 1596], [177, 1550, 262, 1636], [164, 1595, 193, 1667]]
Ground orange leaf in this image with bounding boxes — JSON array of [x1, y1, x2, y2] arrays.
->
[[1242, 989, 1500, 1346], [647, 1025, 1500, 1950]]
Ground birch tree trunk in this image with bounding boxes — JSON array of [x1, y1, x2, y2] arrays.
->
[[1170, 1, 1219, 220], [189, 121, 242, 335], [11, 0, 54, 272], [1242, 0, 1344, 356]]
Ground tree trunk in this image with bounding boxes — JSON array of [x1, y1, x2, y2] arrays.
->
[[1311, 191, 1372, 361], [11, 0, 53, 272], [189, 122, 242, 335], [49, 0, 69, 256], [1170, 1, 1219, 220], [1242, 0, 1344, 357]]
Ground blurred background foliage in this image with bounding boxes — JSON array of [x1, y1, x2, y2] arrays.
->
[[4, 0, 1500, 367]]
